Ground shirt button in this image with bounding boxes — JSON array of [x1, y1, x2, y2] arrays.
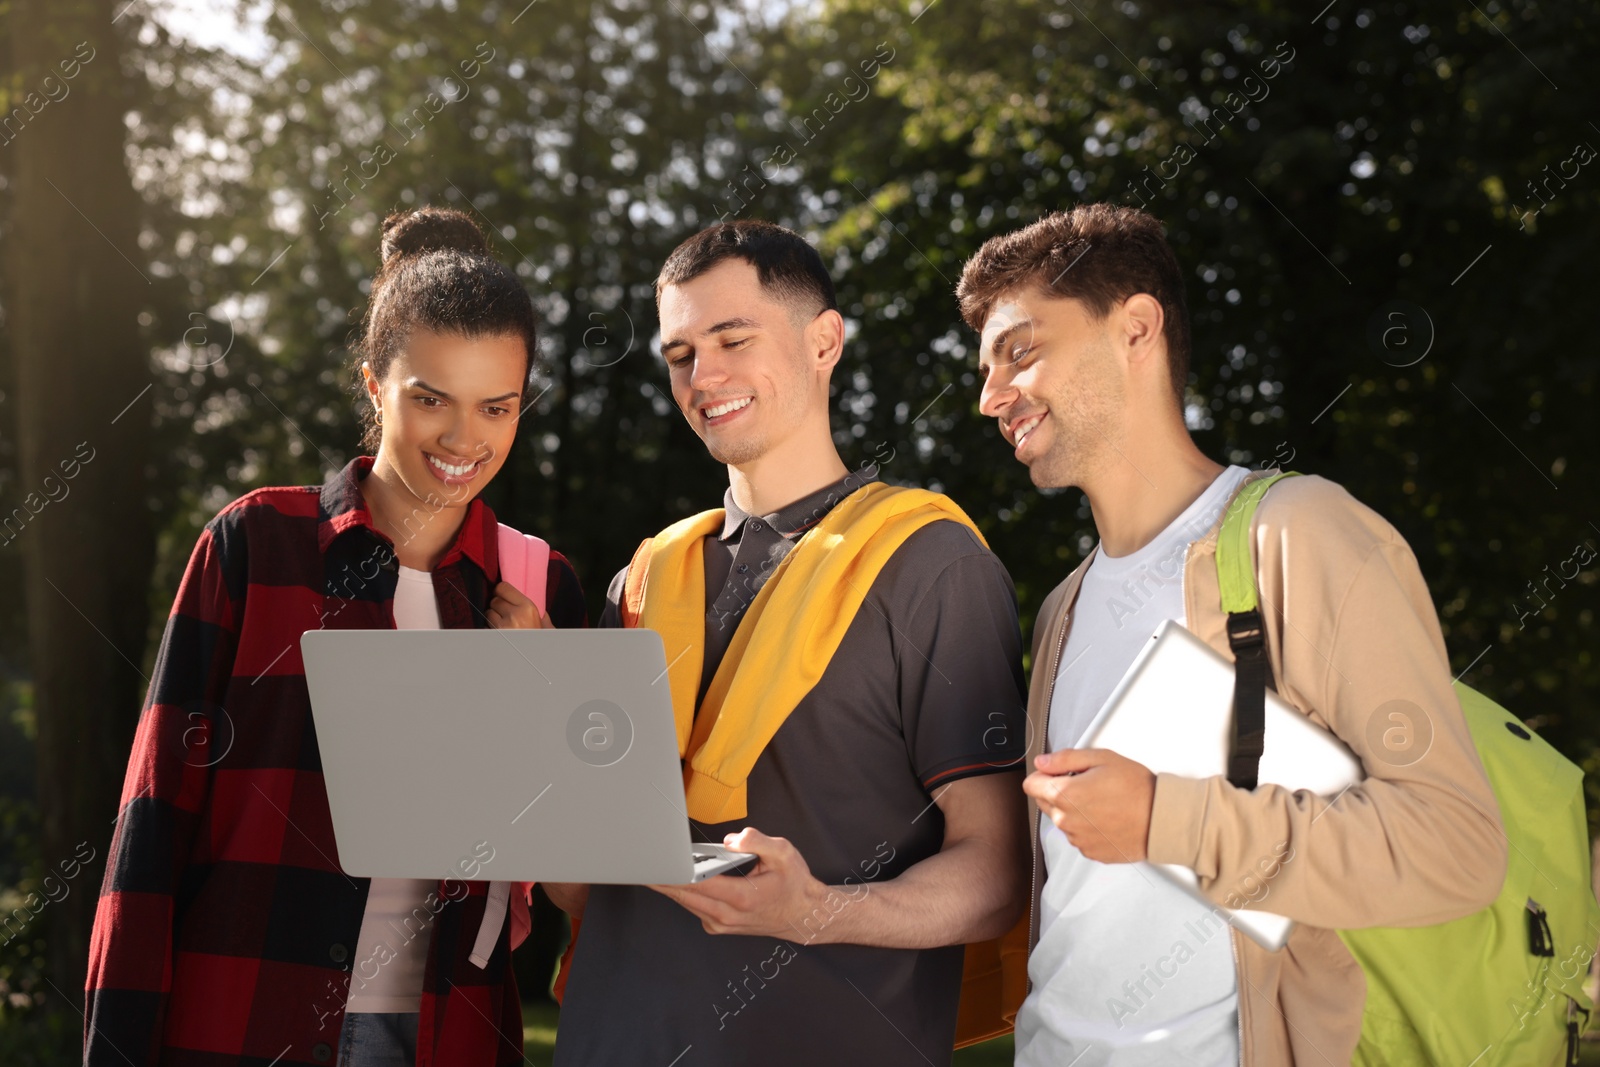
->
[[748, 521, 762, 531], [312, 1042, 333, 1063], [737, 564, 748, 573], [329, 943, 348, 963]]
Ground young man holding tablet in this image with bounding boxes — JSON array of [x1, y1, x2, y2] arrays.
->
[[548, 220, 1030, 1066], [957, 204, 1506, 1066]]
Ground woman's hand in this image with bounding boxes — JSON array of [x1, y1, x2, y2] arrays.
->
[[487, 581, 551, 629]]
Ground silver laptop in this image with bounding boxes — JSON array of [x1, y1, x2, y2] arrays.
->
[[300, 628, 755, 884], [1076, 618, 1365, 950]]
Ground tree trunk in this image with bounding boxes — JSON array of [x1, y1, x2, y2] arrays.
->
[[6, 0, 153, 1023]]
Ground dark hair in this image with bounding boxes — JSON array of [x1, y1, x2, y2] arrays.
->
[[655, 220, 838, 320], [353, 206, 539, 451], [956, 204, 1191, 404]]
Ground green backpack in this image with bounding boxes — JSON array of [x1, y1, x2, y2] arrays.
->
[[1217, 471, 1599, 1067]]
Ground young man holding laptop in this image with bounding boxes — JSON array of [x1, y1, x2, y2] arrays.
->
[[547, 220, 1030, 1066], [958, 204, 1507, 1066]]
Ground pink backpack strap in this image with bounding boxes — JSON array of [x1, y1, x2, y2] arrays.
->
[[495, 522, 550, 610], [472, 523, 551, 969]]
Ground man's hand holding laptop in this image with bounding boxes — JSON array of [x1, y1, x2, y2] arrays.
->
[[646, 827, 816, 936], [642, 773, 1025, 948], [1023, 747, 1156, 864]]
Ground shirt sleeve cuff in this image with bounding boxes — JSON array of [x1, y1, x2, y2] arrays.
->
[[1146, 772, 1210, 868]]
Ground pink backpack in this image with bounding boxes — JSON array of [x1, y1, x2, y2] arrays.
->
[[468, 523, 550, 968]]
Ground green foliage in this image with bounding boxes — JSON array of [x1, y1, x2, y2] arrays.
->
[[84, 2, 1600, 776], [0, 679, 59, 1054], [134, 0, 776, 628], [784, 0, 1599, 818], [0, 794, 72, 1061], [0, 0, 1596, 1050]]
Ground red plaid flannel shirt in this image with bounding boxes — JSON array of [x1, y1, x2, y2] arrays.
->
[[84, 456, 586, 1065]]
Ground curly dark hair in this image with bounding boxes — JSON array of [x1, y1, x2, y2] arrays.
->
[[351, 206, 539, 452], [956, 204, 1191, 404]]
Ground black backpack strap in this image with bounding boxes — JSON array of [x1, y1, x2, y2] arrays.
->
[[1215, 471, 1303, 791], [1226, 609, 1269, 790]]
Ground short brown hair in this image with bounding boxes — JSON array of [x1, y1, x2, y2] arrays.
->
[[956, 204, 1191, 402], [656, 220, 837, 319]]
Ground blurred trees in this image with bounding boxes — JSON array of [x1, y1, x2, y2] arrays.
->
[[783, 0, 1599, 799], [140, 0, 775, 599], [0, 0, 1596, 1055], [2, 0, 153, 1044]]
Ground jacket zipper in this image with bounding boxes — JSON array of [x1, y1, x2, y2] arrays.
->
[[1232, 927, 1246, 1066], [1028, 615, 1072, 950]]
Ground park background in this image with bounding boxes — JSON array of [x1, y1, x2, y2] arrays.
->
[[1, 0, 1596, 1061]]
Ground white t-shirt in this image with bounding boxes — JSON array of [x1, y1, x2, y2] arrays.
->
[[345, 564, 440, 1014], [1014, 465, 1252, 1067]]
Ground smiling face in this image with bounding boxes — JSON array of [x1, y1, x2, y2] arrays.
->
[[362, 328, 526, 514], [977, 288, 1126, 490], [657, 258, 835, 467]]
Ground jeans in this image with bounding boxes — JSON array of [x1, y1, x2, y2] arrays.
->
[[338, 1011, 420, 1067]]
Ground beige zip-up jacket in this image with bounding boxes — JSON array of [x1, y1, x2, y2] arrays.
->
[[1021, 468, 1508, 1066]]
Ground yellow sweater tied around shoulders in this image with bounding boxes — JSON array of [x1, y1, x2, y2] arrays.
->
[[624, 480, 1030, 1049], [634, 480, 982, 823]]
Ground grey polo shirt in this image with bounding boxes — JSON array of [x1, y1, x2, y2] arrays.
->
[[554, 466, 1027, 1067]]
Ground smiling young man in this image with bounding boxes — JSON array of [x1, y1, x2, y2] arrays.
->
[[958, 204, 1506, 1066], [546, 220, 1030, 1066]]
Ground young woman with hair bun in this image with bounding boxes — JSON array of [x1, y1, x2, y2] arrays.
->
[[84, 207, 584, 1067]]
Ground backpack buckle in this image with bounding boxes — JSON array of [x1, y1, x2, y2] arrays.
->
[[1227, 611, 1265, 652]]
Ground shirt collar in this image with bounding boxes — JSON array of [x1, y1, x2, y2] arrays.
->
[[316, 455, 496, 574], [718, 463, 881, 542]]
